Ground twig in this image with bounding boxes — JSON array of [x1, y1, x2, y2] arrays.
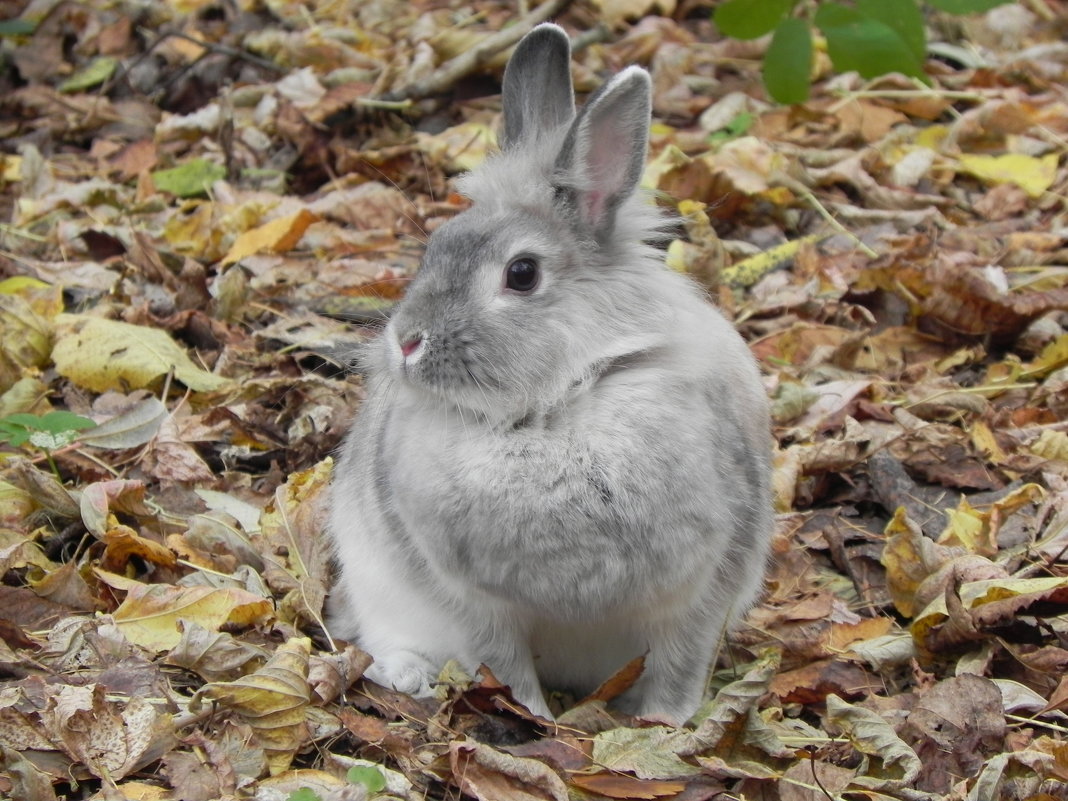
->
[[155, 28, 286, 75], [381, 0, 576, 103], [774, 174, 879, 258]]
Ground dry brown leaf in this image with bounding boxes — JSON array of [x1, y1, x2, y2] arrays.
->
[[569, 772, 686, 799], [194, 637, 312, 772], [40, 684, 175, 781], [253, 460, 332, 627], [449, 740, 570, 801], [164, 623, 270, 682]]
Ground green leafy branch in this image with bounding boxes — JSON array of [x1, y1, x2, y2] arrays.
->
[[713, 0, 1013, 104], [0, 411, 96, 476]]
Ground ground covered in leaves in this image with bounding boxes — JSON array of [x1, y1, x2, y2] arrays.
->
[[1, 0, 1068, 799]]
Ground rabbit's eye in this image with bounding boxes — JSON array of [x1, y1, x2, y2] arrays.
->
[[505, 257, 540, 293]]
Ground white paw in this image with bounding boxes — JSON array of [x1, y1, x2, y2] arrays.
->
[[366, 651, 436, 696]]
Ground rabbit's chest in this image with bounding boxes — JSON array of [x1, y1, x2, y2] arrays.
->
[[382, 403, 707, 614]]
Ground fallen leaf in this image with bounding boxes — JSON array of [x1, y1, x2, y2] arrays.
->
[[569, 772, 686, 799], [825, 694, 921, 789], [449, 740, 570, 801], [220, 209, 320, 266], [40, 683, 175, 781], [52, 314, 230, 393], [110, 580, 273, 651], [194, 637, 312, 773], [957, 152, 1059, 198]]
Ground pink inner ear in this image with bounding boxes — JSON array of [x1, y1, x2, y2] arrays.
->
[[583, 189, 607, 225], [581, 118, 632, 229]]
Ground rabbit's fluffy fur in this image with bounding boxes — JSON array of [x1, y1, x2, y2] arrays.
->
[[327, 24, 772, 723]]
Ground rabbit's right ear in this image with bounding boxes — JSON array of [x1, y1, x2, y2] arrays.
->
[[500, 23, 575, 150]]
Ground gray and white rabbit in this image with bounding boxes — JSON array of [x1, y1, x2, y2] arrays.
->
[[326, 23, 772, 724]]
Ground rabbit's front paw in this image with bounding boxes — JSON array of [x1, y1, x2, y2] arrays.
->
[[366, 651, 436, 696]]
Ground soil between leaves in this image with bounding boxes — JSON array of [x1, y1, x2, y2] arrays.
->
[[1, 1, 1068, 800]]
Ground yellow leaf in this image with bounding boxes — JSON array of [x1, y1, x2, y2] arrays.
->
[[963, 575, 1068, 607], [880, 507, 949, 618], [938, 484, 1043, 557], [957, 152, 1059, 199], [938, 498, 989, 555], [914, 124, 949, 151], [162, 201, 225, 260], [195, 637, 312, 772], [0, 154, 21, 182], [220, 209, 320, 266], [52, 313, 231, 393], [970, 420, 1007, 464], [1024, 333, 1068, 378], [1032, 429, 1068, 462], [112, 582, 274, 651]]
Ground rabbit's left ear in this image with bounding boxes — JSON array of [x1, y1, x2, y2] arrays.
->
[[553, 67, 651, 240], [500, 23, 575, 150]]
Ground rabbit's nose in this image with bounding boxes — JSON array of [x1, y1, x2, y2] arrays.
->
[[400, 334, 423, 358]]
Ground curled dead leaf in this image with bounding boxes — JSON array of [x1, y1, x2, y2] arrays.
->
[[193, 637, 312, 772]]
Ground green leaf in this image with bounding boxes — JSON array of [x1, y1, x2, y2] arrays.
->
[[0, 411, 95, 451], [347, 765, 387, 793], [763, 18, 812, 104], [58, 56, 118, 93], [0, 19, 36, 36], [0, 421, 32, 447], [714, 0, 794, 40], [0, 413, 45, 428], [151, 159, 227, 198], [285, 789, 321, 801], [707, 110, 756, 144], [858, 0, 926, 62], [815, 3, 926, 81], [35, 411, 96, 435], [926, 0, 1011, 12]]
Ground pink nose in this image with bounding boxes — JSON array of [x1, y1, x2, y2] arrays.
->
[[400, 336, 422, 357]]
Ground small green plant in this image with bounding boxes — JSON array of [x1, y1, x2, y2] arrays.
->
[[713, 0, 1013, 104], [0, 410, 96, 474], [347, 765, 387, 793]]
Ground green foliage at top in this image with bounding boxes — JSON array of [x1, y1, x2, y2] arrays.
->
[[713, 0, 1014, 104]]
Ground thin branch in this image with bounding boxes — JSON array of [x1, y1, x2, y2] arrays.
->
[[381, 0, 575, 103]]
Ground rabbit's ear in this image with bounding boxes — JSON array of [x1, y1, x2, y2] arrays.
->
[[500, 23, 575, 150], [553, 67, 651, 240]]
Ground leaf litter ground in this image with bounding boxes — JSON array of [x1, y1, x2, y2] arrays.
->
[[1, 1, 1068, 799]]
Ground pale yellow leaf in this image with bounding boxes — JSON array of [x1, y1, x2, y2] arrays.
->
[[194, 637, 312, 770], [112, 581, 274, 651], [957, 152, 1059, 198], [52, 313, 230, 393], [220, 209, 320, 266], [1032, 429, 1068, 462]]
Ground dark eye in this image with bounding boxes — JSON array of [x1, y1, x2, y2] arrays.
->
[[504, 257, 540, 293]]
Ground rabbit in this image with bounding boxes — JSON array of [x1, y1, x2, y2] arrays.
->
[[326, 22, 773, 724]]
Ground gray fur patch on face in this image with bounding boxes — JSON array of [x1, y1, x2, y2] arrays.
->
[[384, 208, 583, 419]]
